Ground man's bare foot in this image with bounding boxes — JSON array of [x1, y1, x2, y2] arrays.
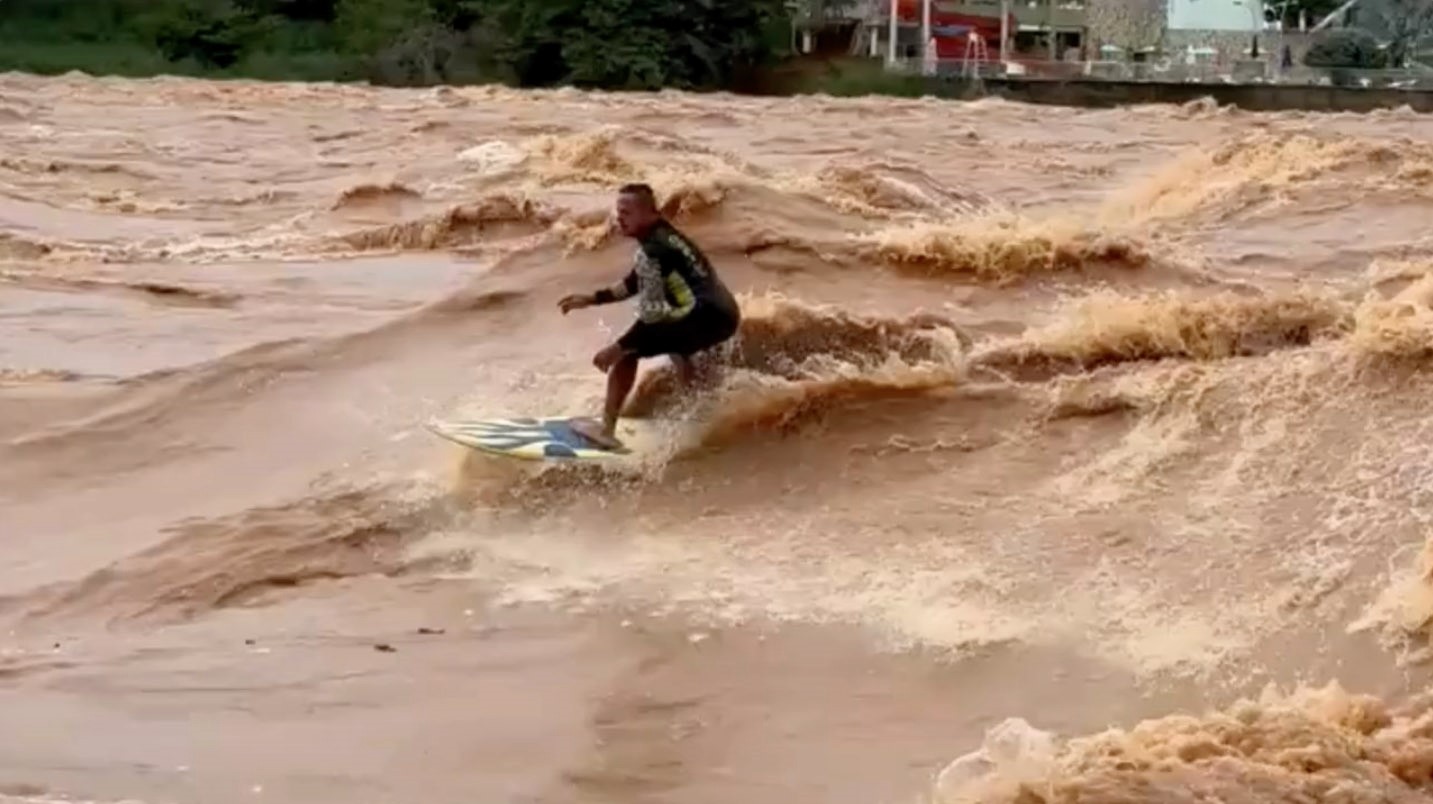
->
[[571, 417, 624, 450]]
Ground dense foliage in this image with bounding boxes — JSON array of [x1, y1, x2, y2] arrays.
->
[[1303, 27, 1389, 67], [0, 0, 796, 88], [1369, 0, 1433, 66]]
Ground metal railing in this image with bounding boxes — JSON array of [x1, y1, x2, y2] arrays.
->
[[889, 55, 1433, 88]]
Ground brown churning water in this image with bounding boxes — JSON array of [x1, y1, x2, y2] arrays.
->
[[4, 74, 1433, 804]]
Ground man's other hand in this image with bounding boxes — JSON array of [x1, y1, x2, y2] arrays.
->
[[559, 293, 594, 314], [593, 342, 626, 372]]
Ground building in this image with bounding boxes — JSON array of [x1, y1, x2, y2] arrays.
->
[[1086, 0, 1265, 60], [855, 0, 1084, 62], [848, 0, 1286, 68], [1165, 0, 1265, 57]]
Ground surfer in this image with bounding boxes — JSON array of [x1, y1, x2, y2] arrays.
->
[[559, 182, 742, 449]]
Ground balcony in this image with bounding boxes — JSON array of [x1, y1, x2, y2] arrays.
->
[[861, 0, 1085, 30], [942, 0, 1086, 29]]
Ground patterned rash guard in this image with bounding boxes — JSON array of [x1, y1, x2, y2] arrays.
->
[[592, 219, 739, 324]]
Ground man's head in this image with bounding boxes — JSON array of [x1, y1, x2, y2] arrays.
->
[[616, 183, 661, 238]]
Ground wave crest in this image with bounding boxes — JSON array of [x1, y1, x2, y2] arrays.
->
[[978, 289, 1350, 379], [936, 682, 1431, 804], [335, 193, 556, 252], [623, 294, 967, 445], [854, 214, 1151, 283]]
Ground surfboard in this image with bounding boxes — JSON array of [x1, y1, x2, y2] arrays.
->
[[425, 415, 672, 462]]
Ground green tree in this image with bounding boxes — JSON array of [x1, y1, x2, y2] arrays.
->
[[1369, 0, 1433, 66], [0, 0, 796, 89], [1303, 26, 1388, 66], [466, 0, 786, 89], [335, 0, 434, 53], [145, 0, 276, 68], [236, 0, 340, 21], [466, 0, 575, 85]]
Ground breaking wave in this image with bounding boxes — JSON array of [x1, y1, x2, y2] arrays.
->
[[334, 193, 558, 252], [976, 289, 1350, 378], [626, 293, 968, 443], [1104, 131, 1433, 226], [853, 214, 1153, 283], [935, 683, 1433, 803], [23, 482, 440, 625]]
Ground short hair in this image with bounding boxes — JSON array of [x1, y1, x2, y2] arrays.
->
[[618, 182, 657, 210]]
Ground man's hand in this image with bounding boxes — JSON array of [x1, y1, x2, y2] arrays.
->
[[559, 293, 595, 314], [593, 342, 628, 372]]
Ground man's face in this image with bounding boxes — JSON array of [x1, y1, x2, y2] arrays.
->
[[615, 193, 653, 237]]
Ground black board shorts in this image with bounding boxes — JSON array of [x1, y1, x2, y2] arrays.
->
[[617, 308, 740, 359]]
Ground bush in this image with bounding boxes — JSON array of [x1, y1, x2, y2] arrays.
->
[[1303, 28, 1388, 69], [334, 0, 433, 54], [474, 0, 787, 90], [366, 23, 469, 85], [147, 1, 275, 69], [795, 58, 932, 97], [0, 0, 796, 90]]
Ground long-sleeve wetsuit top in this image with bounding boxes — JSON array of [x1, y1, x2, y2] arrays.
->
[[592, 219, 739, 324]]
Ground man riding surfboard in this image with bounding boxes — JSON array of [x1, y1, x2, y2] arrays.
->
[[559, 183, 741, 449]]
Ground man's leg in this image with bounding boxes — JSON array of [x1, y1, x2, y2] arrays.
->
[[601, 353, 639, 438], [672, 311, 738, 391], [670, 353, 696, 385], [674, 339, 737, 390], [574, 352, 638, 449]]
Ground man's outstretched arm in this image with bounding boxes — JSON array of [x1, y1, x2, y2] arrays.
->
[[593, 269, 638, 305], [559, 268, 636, 313]]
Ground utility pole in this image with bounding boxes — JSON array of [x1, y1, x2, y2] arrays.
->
[[1250, 0, 1261, 59], [1047, 0, 1057, 60], [888, 0, 900, 66], [922, 0, 932, 61], [999, 0, 1010, 64]]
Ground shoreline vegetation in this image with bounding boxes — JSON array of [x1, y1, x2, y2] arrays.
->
[[2, 0, 1427, 110], [0, 0, 903, 95]]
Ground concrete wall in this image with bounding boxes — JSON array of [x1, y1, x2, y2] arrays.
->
[[917, 74, 1433, 111]]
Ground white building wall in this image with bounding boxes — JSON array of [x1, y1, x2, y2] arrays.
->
[[1166, 0, 1261, 31]]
